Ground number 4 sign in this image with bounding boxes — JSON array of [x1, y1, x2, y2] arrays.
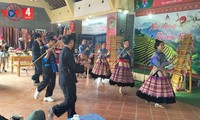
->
[[22, 8, 34, 20]]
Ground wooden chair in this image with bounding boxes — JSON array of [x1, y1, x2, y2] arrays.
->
[[11, 56, 33, 77]]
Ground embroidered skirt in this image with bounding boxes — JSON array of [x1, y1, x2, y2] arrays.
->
[[136, 70, 176, 104], [109, 59, 134, 87], [91, 59, 111, 79]]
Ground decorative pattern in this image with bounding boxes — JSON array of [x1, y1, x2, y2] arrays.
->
[[136, 2, 200, 16]]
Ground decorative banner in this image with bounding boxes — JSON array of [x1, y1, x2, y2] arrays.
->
[[107, 13, 117, 36], [136, 2, 200, 16], [69, 21, 75, 34], [106, 13, 117, 50], [135, 9, 200, 41], [134, 9, 200, 74], [135, 0, 197, 10], [82, 17, 107, 35], [152, 0, 195, 7], [135, 0, 154, 9]]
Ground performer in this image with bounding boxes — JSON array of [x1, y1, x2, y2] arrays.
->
[[18, 37, 25, 50], [136, 39, 176, 108], [48, 35, 85, 120], [91, 42, 111, 84], [31, 33, 42, 85], [78, 39, 89, 59], [86, 42, 94, 75], [0, 41, 9, 73], [109, 40, 135, 94], [34, 35, 58, 102], [28, 34, 34, 51], [77, 39, 92, 77]]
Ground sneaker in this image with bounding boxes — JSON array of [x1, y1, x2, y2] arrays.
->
[[44, 97, 55, 102], [145, 100, 149, 104], [155, 103, 165, 109], [2, 69, 7, 72], [100, 79, 104, 85], [33, 82, 39, 86], [32, 79, 40, 86], [34, 89, 40, 99], [48, 107, 54, 120]]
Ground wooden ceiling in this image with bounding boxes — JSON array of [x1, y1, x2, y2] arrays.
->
[[44, 0, 83, 9], [45, 0, 66, 9]]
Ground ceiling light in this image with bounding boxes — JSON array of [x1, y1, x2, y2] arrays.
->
[[58, 23, 61, 26], [123, 10, 129, 14], [118, 9, 123, 12]]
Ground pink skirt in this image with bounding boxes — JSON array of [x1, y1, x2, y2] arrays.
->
[[91, 59, 111, 79], [109, 60, 134, 87], [137, 70, 176, 104]]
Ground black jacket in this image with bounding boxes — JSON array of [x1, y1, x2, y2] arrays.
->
[[59, 47, 84, 86], [32, 40, 41, 62]]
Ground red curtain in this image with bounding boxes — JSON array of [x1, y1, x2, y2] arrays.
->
[[9, 27, 13, 47], [6, 27, 9, 45], [21, 29, 28, 50], [13, 28, 19, 48], [3, 27, 7, 41], [0, 27, 3, 37], [1, 27, 29, 49]]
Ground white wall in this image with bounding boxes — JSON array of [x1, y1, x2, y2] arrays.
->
[[74, 0, 111, 17]]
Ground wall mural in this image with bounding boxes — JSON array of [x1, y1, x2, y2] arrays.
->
[[134, 9, 200, 74], [135, 0, 196, 10]]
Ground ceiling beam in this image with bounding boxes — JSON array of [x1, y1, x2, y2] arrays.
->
[[64, 0, 74, 16], [108, 0, 114, 9]]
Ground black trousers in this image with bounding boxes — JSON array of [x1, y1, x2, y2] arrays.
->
[[52, 84, 77, 118], [32, 60, 42, 83], [37, 73, 56, 97]]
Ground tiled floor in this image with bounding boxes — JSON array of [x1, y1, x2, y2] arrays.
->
[[0, 68, 200, 120]]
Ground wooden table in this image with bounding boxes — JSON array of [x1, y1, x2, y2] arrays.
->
[[11, 55, 32, 77]]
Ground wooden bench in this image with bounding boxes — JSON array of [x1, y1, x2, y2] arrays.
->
[[11, 56, 33, 77]]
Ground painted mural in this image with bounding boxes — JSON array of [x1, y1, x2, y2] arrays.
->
[[135, 0, 196, 10], [134, 9, 200, 74]]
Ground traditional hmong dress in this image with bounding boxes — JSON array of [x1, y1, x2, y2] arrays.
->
[[109, 47, 135, 87], [91, 48, 111, 79], [78, 44, 89, 61], [77, 44, 91, 76], [136, 50, 176, 104]]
